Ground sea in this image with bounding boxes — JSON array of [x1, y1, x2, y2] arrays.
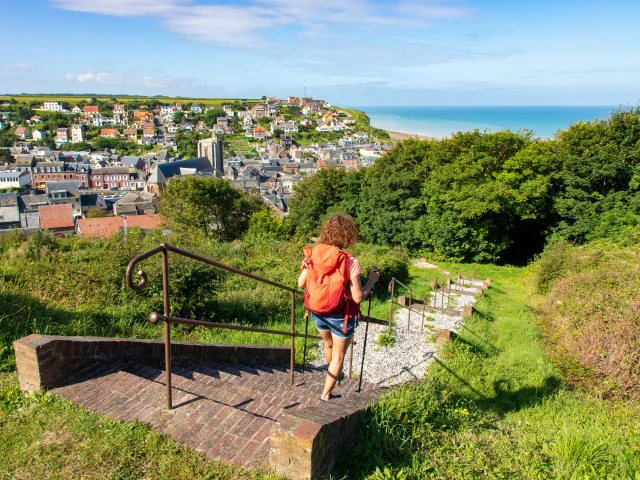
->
[[354, 106, 618, 139]]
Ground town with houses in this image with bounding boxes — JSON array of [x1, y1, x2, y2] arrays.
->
[[0, 95, 392, 237]]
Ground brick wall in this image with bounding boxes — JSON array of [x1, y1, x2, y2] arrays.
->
[[13, 334, 290, 392], [269, 388, 383, 480]]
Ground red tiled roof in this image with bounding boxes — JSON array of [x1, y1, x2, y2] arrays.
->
[[77, 214, 164, 238], [77, 217, 123, 238], [143, 128, 155, 134], [39, 204, 74, 230], [126, 214, 163, 230], [84, 106, 99, 113], [101, 129, 118, 135]]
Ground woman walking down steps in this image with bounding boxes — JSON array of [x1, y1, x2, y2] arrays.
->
[[298, 214, 380, 401]]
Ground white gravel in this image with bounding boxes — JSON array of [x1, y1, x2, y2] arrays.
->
[[411, 260, 439, 269], [309, 286, 480, 386]]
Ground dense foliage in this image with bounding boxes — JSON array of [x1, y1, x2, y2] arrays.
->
[[159, 175, 264, 240], [530, 240, 640, 399], [289, 107, 640, 263]]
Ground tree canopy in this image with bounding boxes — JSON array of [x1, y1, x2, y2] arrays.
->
[[159, 175, 264, 240], [288, 107, 640, 263]]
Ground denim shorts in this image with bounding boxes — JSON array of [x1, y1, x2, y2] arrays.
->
[[311, 312, 356, 338]]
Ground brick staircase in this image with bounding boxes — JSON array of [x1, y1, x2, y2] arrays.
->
[[52, 360, 377, 470]]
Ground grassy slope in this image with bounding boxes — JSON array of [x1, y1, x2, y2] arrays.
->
[[0, 95, 261, 107], [1, 241, 638, 478], [339, 262, 640, 479], [0, 374, 281, 480]]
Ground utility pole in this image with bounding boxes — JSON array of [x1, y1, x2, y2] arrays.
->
[[303, 79, 307, 99]]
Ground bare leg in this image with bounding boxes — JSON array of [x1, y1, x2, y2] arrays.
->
[[318, 329, 333, 365], [322, 334, 352, 398]]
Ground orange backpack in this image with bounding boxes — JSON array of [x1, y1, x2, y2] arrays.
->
[[302, 244, 359, 333]]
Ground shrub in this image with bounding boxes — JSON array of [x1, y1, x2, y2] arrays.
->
[[531, 240, 640, 399]]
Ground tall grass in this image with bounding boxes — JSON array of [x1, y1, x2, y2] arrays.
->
[[338, 262, 640, 479], [0, 230, 409, 370], [530, 240, 640, 399]]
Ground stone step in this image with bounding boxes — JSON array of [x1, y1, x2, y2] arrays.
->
[[52, 361, 376, 470]]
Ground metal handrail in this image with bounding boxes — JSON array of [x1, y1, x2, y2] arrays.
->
[[126, 243, 319, 410], [126, 243, 297, 293], [149, 312, 322, 339], [387, 277, 430, 332]]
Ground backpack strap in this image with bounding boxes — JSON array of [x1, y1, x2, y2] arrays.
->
[[341, 253, 351, 334]]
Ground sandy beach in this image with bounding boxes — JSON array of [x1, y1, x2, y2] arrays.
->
[[386, 130, 435, 143]]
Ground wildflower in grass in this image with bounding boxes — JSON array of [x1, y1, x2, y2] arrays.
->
[[461, 408, 469, 416]]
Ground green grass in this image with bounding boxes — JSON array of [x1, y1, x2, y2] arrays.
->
[[0, 373, 282, 480], [2, 232, 638, 478], [338, 261, 640, 479], [0, 95, 262, 107]]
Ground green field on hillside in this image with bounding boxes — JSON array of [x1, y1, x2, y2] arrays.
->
[[1, 230, 637, 478], [0, 95, 262, 107]]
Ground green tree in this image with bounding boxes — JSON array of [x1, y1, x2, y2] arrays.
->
[[288, 168, 363, 236], [245, 209, 286, 241], [0, 149, 13, 163], [173, 111, 185, 124], [86, 208, 107, 218], [159, 175, 264, 240], [203, 108, 226, 127]]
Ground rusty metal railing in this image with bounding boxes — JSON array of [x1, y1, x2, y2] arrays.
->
[[126, 243, 321, 410], [387, 277, 431, 333]]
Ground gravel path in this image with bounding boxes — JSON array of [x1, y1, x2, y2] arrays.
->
[[309, 285, 480, 386]]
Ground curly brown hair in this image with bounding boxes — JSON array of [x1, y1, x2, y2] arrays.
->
[[317, 214, 358, 249]]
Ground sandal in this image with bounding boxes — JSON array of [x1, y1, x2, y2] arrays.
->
[[320, 393, 341, 401]]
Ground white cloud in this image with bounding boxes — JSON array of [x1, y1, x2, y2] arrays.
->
[[63, 67, 218, 91], [50, 0, 185, 16], [162, 4, 278, 46], [395, 1, 471, 19], [4, 63, 37, 72], [49, 0, 470, 47], [77, 71, 95, 82]]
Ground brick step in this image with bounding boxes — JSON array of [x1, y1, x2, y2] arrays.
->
[[52, 361, 375, 470]]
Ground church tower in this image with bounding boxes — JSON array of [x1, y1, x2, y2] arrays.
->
[[197, 134, 223, 174]]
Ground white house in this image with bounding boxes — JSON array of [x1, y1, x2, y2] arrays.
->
[[32, 129, 45, 141], [223, 105, 234, 117], [353, 132, 369, 143], [71, 124, 84, 143], [190, 104, 203, 114], [57, 128, 69, 142], [0, 170, 31, 189], [161, 105, 175, 118], [315, 122, 330, 132], [359, 146, 380, 158], [43, 101, 62, 112], [72, 106, 82, 114]]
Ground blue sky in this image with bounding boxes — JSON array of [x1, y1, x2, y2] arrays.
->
[[1, 0, 639, 105]]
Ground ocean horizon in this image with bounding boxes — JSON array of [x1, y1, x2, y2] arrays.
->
[[352, 105, 620, 139]]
